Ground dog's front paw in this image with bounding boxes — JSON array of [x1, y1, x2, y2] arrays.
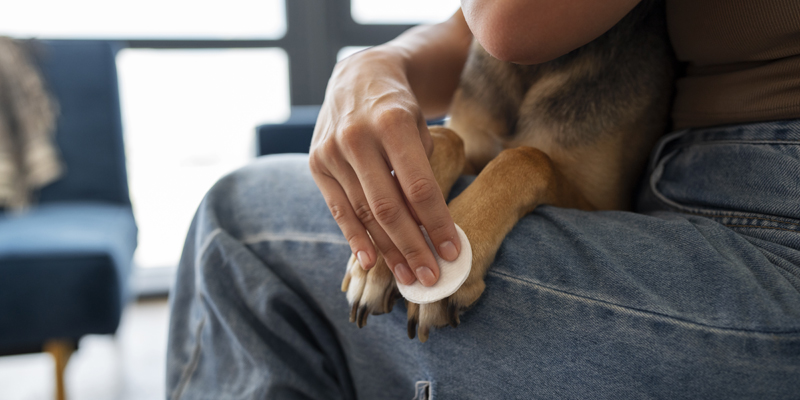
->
[[406, 270, 486, 343], [341, 252, 399, 328]]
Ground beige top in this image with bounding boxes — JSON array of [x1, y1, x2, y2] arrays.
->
[[667, 0, 800, 129]]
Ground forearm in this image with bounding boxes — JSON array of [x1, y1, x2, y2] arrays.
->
[[361, 10, 473, 119], [313, 11, 473, 287]]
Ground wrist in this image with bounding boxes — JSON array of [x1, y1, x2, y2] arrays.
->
[[351, 44, 411, 76], [330, 45, 412, 95]]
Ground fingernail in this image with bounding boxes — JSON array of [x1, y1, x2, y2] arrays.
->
[[415, 266, 436, 287], [438, 240, 458, 261], [357, 251, 370, 269], [395, 263, 415, 285]]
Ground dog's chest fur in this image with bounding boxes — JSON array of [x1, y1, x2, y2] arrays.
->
[[446, 0, 676, 210]]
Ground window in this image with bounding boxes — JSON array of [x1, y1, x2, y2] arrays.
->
[[352, 0, 460, 24], [117, 49, 289, 269], [1, 0, 459, 274], [0, 0, 285, 39], [1, 0, 290, 272]]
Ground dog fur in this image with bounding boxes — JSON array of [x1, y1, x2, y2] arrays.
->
[[342, 0, 676, 342]]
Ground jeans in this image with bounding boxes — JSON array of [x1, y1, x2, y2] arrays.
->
[[167, 120, 800, 399]]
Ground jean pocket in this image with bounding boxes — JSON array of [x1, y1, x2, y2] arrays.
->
[[649, 136, 800, 232]]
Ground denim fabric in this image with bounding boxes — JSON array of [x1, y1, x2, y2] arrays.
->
[[167, 120, 800, 399]]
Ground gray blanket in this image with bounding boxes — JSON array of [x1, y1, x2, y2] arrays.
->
[[0, 37, 61, 210]]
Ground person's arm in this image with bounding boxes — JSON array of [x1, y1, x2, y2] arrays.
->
[[310, 1, 641, 287], [387, 11, 474, 118], [310, 11, 472, 287], [462, 0, 641, 64]]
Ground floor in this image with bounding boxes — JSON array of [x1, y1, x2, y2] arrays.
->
[[0, 298, 170, 400]]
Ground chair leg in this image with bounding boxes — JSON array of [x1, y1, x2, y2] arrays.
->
[[44, 339, 75, 400]]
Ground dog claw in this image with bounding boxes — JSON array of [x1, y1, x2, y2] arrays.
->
[[407, 317, 417, 339], [383, 287, 398, 313], [349, 302, 359, 323], [356, 305, 369, 328], [447, 302, 460, 328]]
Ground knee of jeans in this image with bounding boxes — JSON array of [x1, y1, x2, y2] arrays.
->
[[209, 154, 312, 203], [198, 154, 320, 234]]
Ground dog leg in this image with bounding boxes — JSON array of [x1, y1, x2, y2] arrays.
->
[[408, 146, 595, 342], [342, 126, 467, 328]]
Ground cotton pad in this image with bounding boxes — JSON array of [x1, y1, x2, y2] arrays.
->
[[396, 224, 472, 304]]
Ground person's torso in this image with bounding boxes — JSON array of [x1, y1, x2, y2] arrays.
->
[[666, 0, 800, 129]]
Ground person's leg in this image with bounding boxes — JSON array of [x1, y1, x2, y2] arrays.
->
[[166, 154, 359, 400], [168, 121, 800, 399]]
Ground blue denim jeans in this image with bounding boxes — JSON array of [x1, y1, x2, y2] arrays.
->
[[167, 120, 800, 399]]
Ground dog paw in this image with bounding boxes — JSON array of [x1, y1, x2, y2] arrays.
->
[[406, 271, 485, 343], [341, 252, 399, 328], [341, 240, 487, 339]]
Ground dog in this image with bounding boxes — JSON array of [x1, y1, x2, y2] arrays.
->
[[341, 0, 676, 342]]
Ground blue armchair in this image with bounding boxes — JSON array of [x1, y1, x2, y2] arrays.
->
[[0, 40, 137, 400], [256, 105, 320, 156]]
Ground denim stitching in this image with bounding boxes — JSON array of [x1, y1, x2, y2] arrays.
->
[[487, 269, 800, 337], [198, 229, 347, 265], [670, 139, 800, 149], [701, 213, 799, 225], [196, 228, 222, 267], [171, 317, 206, 399], [242, 231, 348, 245], [654, 204, 800, 231], [718, 224, 800, 233], [671, 210, 800, 232], [648, 140, 800, 230]]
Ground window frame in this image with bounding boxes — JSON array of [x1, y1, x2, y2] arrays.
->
[[123, 0, 414, 106]]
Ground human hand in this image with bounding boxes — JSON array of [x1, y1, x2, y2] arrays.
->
[[309, 47, 462, 287]]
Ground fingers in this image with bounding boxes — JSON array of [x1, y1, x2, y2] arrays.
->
[[311, 144, 418, 287], [349, 148, 442, 287], [311, 171, 377, 270], [311, 97, 455, 287], [334, 166, 412, 280], [384, 114, 462, 265]]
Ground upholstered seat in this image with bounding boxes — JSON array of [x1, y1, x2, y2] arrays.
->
[[0, 40, 137, 400], [0, 202, 137, 349]]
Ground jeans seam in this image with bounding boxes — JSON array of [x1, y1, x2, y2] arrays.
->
[[650, 179, 800, 231], [659, 206, 800, 232], [487, 269, 800, 337], [670, 139, 800, 148], [724, 224, 800, 233], [674, 105, 800, 116], [649, 172, 800, 231], [197, 228, 223, 267], [171, 316, 206, 400], [242, 231, 348, 246], [680, 211, 800, 226], [647, 131, 800, 230]]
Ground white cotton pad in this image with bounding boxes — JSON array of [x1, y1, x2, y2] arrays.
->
[[396, 224, 472, 304]]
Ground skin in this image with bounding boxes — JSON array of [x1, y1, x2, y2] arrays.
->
[[462, 0, 642, 64], [309, 0, 640, 287]]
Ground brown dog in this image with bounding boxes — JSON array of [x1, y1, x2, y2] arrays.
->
[[341, 0, 675, 342]]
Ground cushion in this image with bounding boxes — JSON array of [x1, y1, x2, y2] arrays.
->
[[0, 202, 137, 349]]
